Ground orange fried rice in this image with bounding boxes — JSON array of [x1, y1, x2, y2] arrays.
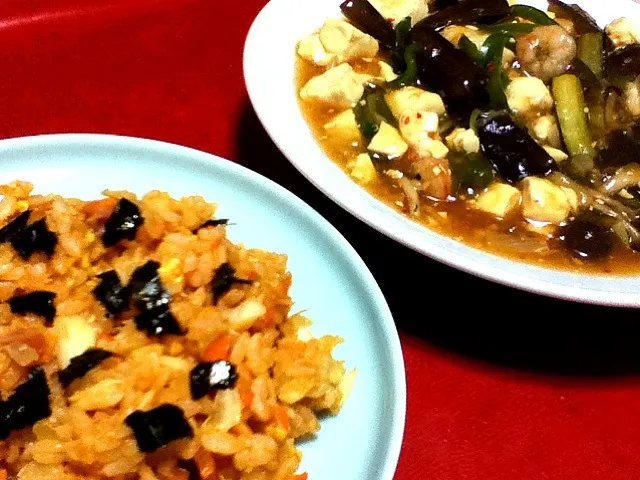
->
[[0, 181, 352, 480]]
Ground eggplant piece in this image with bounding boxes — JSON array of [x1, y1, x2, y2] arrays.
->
[[10, 219, 58, 259], [474, 110, 558, 183], [412, 0, 509, 32], [604, 44, 640, 82], [189, 361, 239, 400], [559, 217, 616, 260], [9, 291, 56, 325], [0, 210, 30, 243], [598, 127, 640, 168], [340, 0, 395, 50], [93, 270, 131, 317], [211, 263, 253, 305], [125, 404, 193, 453], [58, 348, 114, 388], [102, 198, 144, 247], [410, 25, 489, 115], [548, 0, 600, 35], [0, 366, 51, 439]]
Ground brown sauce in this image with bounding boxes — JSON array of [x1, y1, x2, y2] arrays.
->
[[295, 57, 640, 275]]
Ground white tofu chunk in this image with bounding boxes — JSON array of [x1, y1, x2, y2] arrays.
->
[[297, 34, 336, 67], [521, 177, 577, 224], [474, 183, 521, 218], [55, 315, 97, 369], [543, 146, 569, 163], [385, 86, 446, 119], [606, 17, 640, 48], [506, 77, 553, 115], [445, 128, 480, 154], [399, 110, 449, 159], [350, 153, 377, 184], [378, 61, 398, 82], [531, 114, 561, 148], [368, 122, 408, 159], [297, 19, 379, 67], [324, 109, 362, 148], [369, 0, 430, 25], [300, 63, 365, 108]]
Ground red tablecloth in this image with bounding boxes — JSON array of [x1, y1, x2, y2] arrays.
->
[[2, 0, 640, 478]]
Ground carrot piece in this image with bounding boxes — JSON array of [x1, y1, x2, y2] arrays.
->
[[241, 390, 255, 409], [293, 473, 308, 480], [194, 448, 216, 478], [81, 197, 118, 220], [0, 469, 7, 480], [253, 308, 276, 330], [272, 405, 290, 432], [202, 334, 233, 362]]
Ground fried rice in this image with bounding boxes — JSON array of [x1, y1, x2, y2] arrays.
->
[[0, 181, 353, 480]]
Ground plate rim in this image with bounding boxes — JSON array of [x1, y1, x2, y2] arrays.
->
[[0, 132, 407, 480], [243, 0, 640, 308]]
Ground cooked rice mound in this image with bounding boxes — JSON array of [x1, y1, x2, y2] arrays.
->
[[0, 182, 351, 480]]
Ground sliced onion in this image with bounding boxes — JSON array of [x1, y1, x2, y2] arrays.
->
[[600, 163, 640, 194]]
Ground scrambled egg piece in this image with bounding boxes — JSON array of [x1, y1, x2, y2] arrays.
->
[[297, 19, 379, 67], [606, 17, 640, 48], [445, 128, 480, 154], [324, 109, 362, 148], [349, 153, 377, 184], [506, 77, 553, 115], [300, 63, 366, 108], [474, 183, 521, 218], [368, 122, 409, 159], [521, 177, 578, 224], [385, 86, 446, 119], [369, 0, 429, 25], [399, 110, 449, 159]]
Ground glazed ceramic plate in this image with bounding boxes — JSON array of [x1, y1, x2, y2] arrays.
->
[[244, 0, 640, 307], [0, 134, 406, 480]]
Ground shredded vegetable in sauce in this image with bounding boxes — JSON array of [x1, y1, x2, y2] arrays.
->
[[296, 0, 640, 274]]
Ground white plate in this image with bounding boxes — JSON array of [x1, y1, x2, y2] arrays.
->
[[244, 0, 640, 307], [0, 134, 406, 480]]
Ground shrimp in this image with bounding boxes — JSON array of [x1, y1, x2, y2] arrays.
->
[[516, 25, 577, 81]]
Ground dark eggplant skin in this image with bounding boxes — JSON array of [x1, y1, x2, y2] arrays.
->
[[412, 0, 510, 32], [340, 0, 395, 50], [604, 44, 640, 82], [547, 0, 601, 35], [474, 111, 558, 183], [410, 25, 489, 115]]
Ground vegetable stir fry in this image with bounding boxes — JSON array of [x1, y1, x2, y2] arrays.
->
[[296, 0, 640, 270]]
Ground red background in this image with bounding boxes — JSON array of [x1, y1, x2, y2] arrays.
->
[[2, 0, 640, 478]]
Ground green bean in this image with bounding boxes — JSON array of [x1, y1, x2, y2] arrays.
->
[[577, 32, 604, 79], [484, 22, 537, 36], [510, 5, 557, 26], [552, 74, 596, 157], [389, 42, 422, 88]]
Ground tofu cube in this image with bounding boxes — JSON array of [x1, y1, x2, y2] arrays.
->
[[369, 0, 430, 26], [297, 19, 379, 67], [543, 146, 569, 163], [399, 110, 449, 159], [324, 109, 362, 148], [350, 153, 377, 184], [300, 63, 365, 108], [445, 128, 480, 154], [606, 17, 640, 48], [521, 177, 576, 224], [378, 61, 398, 82], [506, 77, 553, 115], [474, 182, 521, 218], [385, 87, 446, 119], [367, 122, 408, 159]]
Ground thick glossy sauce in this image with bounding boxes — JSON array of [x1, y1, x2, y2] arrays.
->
[[296, 58, 640, 275]]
